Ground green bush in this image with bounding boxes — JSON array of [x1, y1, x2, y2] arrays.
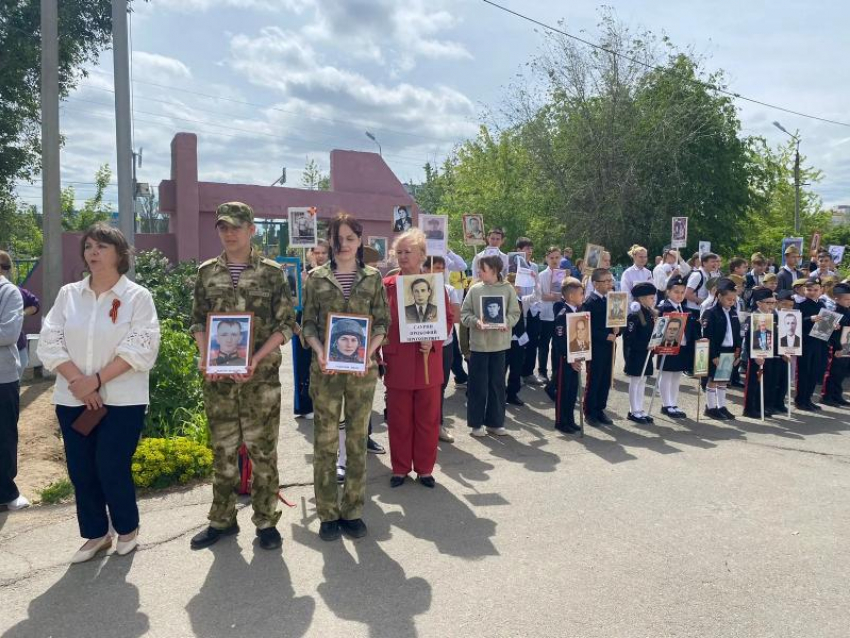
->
[[39, 478, 74, 504], [132, 437, 213, 489], [135, 249, 198, 330], [145, 319, 207, 442]]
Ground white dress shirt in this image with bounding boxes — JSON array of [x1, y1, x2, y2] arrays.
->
[[621, 265, 653, 308], [444, 250, 468, 273], [38, 275, 161, 407], [538, 267, 558, 321], [721, 307, 734, 347], [471, 248, 508, 279], [652, 259, 691, 293]]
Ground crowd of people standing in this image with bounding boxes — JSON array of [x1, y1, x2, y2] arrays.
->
[[2, 203, 847, 565]]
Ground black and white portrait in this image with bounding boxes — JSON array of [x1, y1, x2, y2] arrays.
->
[[393, 205, 413, 232], [288, 207, 318, 248], [480, 295, 506, 329]]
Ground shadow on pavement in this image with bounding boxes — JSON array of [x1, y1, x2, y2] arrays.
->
[[186, 539, 315, 638], [3, 553, 148, 638]]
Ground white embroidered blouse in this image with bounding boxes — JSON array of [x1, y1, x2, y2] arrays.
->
[[37, 275, 161, 407]]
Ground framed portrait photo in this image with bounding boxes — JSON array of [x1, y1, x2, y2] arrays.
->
[[396, 273, 448, 343], [656, 312, 688, 356], [671, 216, 688, 249], [582, 243, 604, 274], [367, 236, 388, 265], [750, 313, 775, 359], [205, 313, 254, 375], [698, 241, 711, 259], [419, 214, 448, 256], [480, 294, 506, 330], [840, 326, 850, 357], [566, 311, 592, 363], [550, 268, 567, 295], [276, 256, 302, 310], [648, 316, 669, 350], [288, 207, 318, 248], [605, 291, 628, 328], [777, 310, 803, 356], [325, 313, 371, 373], [810, 231, 822, 256], [828, 244, 845, 266], [693, 338, 710, 377], [714, 352, 736, 383], [810, 309, 842, 342], [780, 237, 804, 266], [463, 214, 486, 246], [392, 205, 413, 233]]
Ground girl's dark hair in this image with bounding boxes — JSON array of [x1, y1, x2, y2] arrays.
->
[[81, 223, 132, 274], [478, 255, 504, 281], [327, 213, 364, 269]]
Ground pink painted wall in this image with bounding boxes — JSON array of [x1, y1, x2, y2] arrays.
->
[[159, 133, 418, 262]]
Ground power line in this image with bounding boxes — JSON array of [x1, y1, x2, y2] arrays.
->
[[480, 0, 850, 129]]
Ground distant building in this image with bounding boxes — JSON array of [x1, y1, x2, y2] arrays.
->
[[831, 205, 850, 226]]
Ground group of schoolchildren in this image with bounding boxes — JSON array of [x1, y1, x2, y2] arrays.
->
[[452, 231, 850, 439]]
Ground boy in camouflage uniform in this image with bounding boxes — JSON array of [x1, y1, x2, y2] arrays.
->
[[189, 202, 296, 551]]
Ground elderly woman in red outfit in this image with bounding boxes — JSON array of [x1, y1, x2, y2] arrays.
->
[[382, 229, 453, 489]]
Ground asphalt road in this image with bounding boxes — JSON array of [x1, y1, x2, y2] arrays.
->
[[1, 343, 848, 638]]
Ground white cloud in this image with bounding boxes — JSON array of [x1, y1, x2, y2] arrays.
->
[[158, 0, 312, 13], [133, 51, 192, 80]]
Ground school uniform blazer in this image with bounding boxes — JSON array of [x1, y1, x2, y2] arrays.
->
[[795, 298, 827, 350], [777, 267, 803, 292], [581, 293, 615, 347], [701, 303, 741, 360], [551, 301, 571, 363], [623, 307, 655, 376]]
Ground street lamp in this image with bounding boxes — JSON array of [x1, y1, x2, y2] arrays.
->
[[773, 120, 802, 234], [365, 131, 381, 157]]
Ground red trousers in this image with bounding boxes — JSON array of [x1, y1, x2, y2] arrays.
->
[[386, 385, 441, 476]]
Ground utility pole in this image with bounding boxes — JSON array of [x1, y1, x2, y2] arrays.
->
[[793, 140, 801, 234], [40, 0, 62, 311], [113, 0, 135, 277]]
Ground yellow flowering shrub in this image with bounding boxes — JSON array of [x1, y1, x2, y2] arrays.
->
[[132, 437, 213, 489]]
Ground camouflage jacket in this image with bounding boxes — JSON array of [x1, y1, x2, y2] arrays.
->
[[300, 264, 390, 367], [191, 248, 296, 381]]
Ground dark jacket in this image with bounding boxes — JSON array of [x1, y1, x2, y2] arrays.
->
[[701, 303, 742, 360], [581, 292, 615, 347], [623, 306, 654, 376]]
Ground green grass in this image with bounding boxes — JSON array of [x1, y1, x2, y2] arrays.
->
[[38, 478, 74, 505]]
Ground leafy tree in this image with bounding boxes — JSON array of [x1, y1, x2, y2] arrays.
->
[[61, 163, 113, 231], [0, 1, 144, 198], [0, 194, 42, 257], [301, 158, 329, 191]]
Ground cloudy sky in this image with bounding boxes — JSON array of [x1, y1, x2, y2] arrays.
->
[[15, 0, 850, 211]]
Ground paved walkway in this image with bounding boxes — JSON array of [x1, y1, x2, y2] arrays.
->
[[1, 344, 849, 637]]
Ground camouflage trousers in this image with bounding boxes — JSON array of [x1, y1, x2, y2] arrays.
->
[[203, 379, 282, 530], [310, 367, 378, 522]]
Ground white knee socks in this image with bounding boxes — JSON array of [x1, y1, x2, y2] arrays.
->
[[659, 371, 682, 408], [628, 376, 647, 415], [707, 386, 718, 409]]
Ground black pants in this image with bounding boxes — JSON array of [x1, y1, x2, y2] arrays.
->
[[743, 358, 779, 415], [440, 342, 454, 424], [57, 404, 146, 538], [796, 342, 828, 405], [506, 341, 524, 397], [450, 329, 468, 382], [584, 341, 612, 417], [537, 320, 555, 378], [823, 351, 849, 401], [467, 350, 507, 429], [293, 330, 313, 415], [554, 357, 579, 426], [521, 314, 541, 377], [769, 357, 790, 409], [0, 381, 20, 504]]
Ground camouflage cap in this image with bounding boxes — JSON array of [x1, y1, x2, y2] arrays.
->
[[216, 201, 254, 227], [784, 244, 801, 256]]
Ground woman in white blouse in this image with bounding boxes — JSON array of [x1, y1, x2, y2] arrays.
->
[[38, 224, 160, 564], [620, 244, 653, 308]]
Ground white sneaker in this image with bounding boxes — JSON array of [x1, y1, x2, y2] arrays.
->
[[486, 427, 509, 436], [305, 412, 314, 420], [71, 535, 113, 564], [470, 427, 486, 438], [439, 427, 455, 443], [5, 495, 30, 511], [336, 465, 346, 484]]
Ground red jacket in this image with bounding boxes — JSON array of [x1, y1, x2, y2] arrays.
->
[[381, 274, 454, 390]]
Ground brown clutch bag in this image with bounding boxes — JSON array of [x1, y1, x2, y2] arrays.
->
[[71, 406, 108, 436]]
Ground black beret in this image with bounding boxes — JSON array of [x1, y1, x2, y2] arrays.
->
[[751, 288, 775, 303], [666, 274, 686, 290], [715, 277, 736, 293], [632, 282, 656, 298], [776, 289, 795, 301], [833, 283, 850, 296]]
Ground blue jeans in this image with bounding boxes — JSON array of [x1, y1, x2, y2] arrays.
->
[[57, 404, 146, 538]]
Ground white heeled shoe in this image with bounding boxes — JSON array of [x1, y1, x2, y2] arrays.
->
[[71, 535, 113, 564], [116, 528, 139, 556]]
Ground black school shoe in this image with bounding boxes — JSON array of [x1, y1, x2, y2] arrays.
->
[[256, 527, 282, 550], [506, 395, 525, 406], [628, 412, 649, 424], [191, 523, 239, 549], [367, 438, 386, 454], [596, 412, 614, 425], [703, 407, 723, 420], [554, 422, 580, 434], [319, 520, 341, 542], [718, 407, 735, 420], [339, 518, 368, 538]]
